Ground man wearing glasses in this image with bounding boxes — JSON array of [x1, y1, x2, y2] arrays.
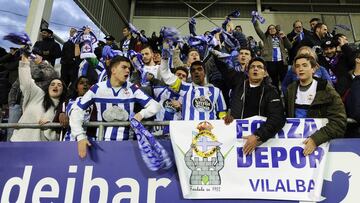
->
[[287, 20, 312, 65]]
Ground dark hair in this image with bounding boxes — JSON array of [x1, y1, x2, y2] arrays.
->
[[43, 78, 67, 112], [309, 18, 320, 23], [235, 25, 242, 31], [355, 51, 360, 59], [265, 24, 276, 36], [174, 66, 189, 78], [141, 45, 153, 52], [187, 48, 199, 56], [106, 55, 132, 78], [293, 54, 318, 68], [239, 47, 255, 58], [248, 57, 267, 70], [69, 76, 92, 100], [314, 23, 326, 31], [190, 61, 205, 72], [333, 33, 346, 47]]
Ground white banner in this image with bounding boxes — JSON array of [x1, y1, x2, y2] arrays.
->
[[170, 116, 329, 201]]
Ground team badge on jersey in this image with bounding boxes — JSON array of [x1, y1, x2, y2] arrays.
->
[[123, 88, 130, 96], [192, 96, 213, 112], [163, 99, 178, 113]]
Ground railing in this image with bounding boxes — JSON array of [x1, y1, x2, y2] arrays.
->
[[0, 121, 170, 141], [1, 119, 358, 140]]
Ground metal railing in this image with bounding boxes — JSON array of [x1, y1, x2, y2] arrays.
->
[[0, 121, 170, 141], [1, 119, 358, 140]]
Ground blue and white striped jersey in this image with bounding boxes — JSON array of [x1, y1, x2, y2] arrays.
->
[[75, 80, 154, 141], [153, 86, 183, 135], [153, 86, 183, 122], [178, 81, 227, 120], [98, 69, 108, 82], [272, 37, 282, 62], [64, 97, 96, 141]]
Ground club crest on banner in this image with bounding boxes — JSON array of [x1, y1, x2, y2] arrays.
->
[[185, 121, 224, 186]]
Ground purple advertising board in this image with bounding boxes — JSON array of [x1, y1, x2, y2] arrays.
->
[[0, 139, 359, 203]]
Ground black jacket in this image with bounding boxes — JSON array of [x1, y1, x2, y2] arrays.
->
[[346, 75, 360, 123], [216, 58, 286, 142], [317, 44, 355, 97], [298, 32, 324, 55], [120, 36, 136, 52], [60, 40, 76, 65], [287, 29, 312, 65], [33, 37, 61, 66]]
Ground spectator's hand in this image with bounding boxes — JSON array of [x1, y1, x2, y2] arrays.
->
[[338, 36, 348, 47], [10, 48, 18, 55], [223, 114, 234, 125], [78, 139, 91, 159], [21, 54, 30, 63], [134, 113, 143, 122], [171, 99, 182, 110], [242, 135, 261, 156], [278, 31, 285, 38], [38, 119, 50, 126], [59, 112, 69, 127], [303, 137, 317, 156]]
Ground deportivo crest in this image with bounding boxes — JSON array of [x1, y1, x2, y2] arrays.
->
[[163, 99, 177, 113], [192, 96, 213, 112], [184, 121, 224, 186]]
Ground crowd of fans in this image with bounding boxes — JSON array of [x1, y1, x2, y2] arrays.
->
[[0, 12, 359, 158]]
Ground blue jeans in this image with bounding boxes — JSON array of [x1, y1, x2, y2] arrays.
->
[[7, 104, 22, 141]]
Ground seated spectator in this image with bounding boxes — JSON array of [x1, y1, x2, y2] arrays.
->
[[285, 54, 346, 156], [11, 54, 67, 141], [282, 46, 332, 94]]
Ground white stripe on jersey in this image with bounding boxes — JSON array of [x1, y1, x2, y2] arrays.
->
[[77, 80, 152, 141], [64, 97, 95, 141], [153, 86, 182, 122], [179, 82, 226, 120]]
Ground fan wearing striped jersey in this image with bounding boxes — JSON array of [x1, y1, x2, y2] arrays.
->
[[152, 66, 189, 135], [159, 56, 227, 120], [70, 56, 161, 158]]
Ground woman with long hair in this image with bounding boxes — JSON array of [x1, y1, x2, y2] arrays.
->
[[253, 20, 292, 89], [11, 54, 67, 141]]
